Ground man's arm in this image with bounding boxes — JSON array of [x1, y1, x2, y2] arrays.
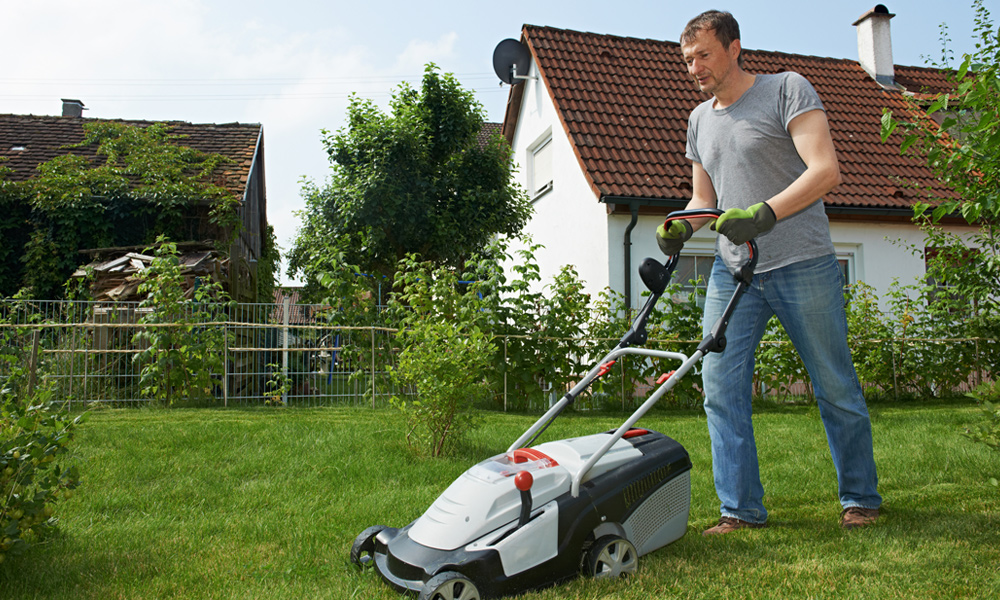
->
[[765, 108, 842, 220], [682, 161, 719, 231]]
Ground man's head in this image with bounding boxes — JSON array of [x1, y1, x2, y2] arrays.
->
[[680, 10, 744, 68], [680, 10, 746, 96]]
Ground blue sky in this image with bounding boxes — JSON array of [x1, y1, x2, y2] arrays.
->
[[1, 0, 986, 284]]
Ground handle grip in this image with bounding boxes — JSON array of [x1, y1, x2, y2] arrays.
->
[[662, 208, 758, 284]]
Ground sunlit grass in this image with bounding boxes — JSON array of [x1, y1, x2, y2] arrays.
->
[[1, 400, 997, 599]]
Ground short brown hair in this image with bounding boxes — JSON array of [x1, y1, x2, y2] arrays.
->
[[681, 10, 744, 67]]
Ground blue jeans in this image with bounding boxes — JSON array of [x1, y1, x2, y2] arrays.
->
[[701, 254, 881, 523]]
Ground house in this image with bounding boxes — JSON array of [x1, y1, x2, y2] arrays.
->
[[0, 100, 267, 302], [499, 6, 974, 310]]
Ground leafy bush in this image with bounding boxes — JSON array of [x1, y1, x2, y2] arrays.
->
[[844, 282, 896, 396], [587, 281, 706, 409], [0, 397, 84, 565], [388, 254, 495, 456], [132, 236, 230, 406], [0, 299, 84, 565], [964, 380, 1000, 486], [482, 240, 591, 410], [755, 318, 810, 401]]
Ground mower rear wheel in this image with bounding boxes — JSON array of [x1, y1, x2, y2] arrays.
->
[[585, 535, 638, 579], [349, 525, 387, 568], [418, 571, 481, 600]]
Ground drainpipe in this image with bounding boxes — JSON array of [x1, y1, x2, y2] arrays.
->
[[601, 196, 687, 310], [623, 203, 639, 311]]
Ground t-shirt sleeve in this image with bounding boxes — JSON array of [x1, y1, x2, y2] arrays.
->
[[779, 72, 825, 129], [685, 106, 703, 164]]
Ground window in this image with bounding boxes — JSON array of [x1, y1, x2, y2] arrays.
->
[[924, 246, 977, 308], [837, 257, 851, 294], [528, 133, 553, 198], [672, 255, 715, 306]]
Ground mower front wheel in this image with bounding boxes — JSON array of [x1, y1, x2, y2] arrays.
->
[[585, 535, 638, 579], [418, 571, 481, 600], [350, 525, 387, 568]]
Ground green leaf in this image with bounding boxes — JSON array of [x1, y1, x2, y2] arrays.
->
[[880, 109, 898, 143], [899, 134, 919, 154], [926, 95, 948, 115]]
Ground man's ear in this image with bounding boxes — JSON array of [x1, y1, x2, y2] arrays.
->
[[729, 38, 742, 61]]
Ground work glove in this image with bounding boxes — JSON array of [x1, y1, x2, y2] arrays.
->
[[655, 220, 693, 256], [712, 202, 776, 245]]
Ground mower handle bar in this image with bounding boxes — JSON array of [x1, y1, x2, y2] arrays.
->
[[662, 208, 759, 284]]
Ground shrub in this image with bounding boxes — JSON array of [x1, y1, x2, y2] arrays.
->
[[388, 254, 495, 456], [964, 380, 1000, 486], [755, 318, 810, 401], [845, 282, 896, 396], [0, 395, 84, 565], [481, 240, 591, 411], [131, 236, 230, 406]]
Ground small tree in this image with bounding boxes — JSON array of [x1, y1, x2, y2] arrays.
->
[[388, 254, 495, 457], [880, 0, 999, 346], [288, 64, 532, 301], [131, 236, 230, 406], [881, 0, 1000, 445]]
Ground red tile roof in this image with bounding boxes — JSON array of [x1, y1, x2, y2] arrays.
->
[[477, 122, 503, 148], [504, 25, 956, 213], [0, 114, 261, 198]]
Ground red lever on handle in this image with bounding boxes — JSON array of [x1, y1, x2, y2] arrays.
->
[[656, 370, 676, 385], [596, 360, 616, 377]]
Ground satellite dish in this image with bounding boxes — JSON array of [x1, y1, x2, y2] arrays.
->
[[492, 39, 533, 84]]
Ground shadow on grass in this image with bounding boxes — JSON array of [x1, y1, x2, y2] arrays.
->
[[0, 527, 163, 598]]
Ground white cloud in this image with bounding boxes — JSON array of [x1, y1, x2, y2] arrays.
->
[[392, 32, 460, 73]]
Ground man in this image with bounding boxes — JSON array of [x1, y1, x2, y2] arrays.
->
[[657, 10, 881, 535]]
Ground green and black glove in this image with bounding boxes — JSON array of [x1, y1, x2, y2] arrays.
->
[[713, 202, 777, 245], [655, 220, 693, 256]]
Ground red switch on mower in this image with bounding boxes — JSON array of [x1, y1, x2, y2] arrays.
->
[[515, 471, 533, 529]]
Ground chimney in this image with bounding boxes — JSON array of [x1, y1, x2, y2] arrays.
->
[[853, 5, 896, 87], [61, 98, 86, 117]]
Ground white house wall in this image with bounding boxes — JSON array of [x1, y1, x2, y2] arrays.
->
[[611, 215, 977, 312], [506, 62, 611, 300], [829, 220, 979, 309]]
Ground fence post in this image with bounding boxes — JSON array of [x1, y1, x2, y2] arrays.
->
[[223, 325, 229, 408], [371, 327, 376, 409], [974, 338, 981, 389], [503, 336, 508, 412], [282, 297, 290, 406], [891, 343, 899, 402], [68, 325, 76, 411], [27, 329, 40, 397]]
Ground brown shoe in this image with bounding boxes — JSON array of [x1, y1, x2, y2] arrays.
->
[[702, 516, 767, 536], [840, 507, 879, 529]]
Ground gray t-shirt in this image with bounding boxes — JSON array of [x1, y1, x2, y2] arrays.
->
[[686, 72, 836, 274]]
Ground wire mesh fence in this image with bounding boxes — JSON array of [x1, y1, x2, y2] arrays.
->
[[0, 300, 404, 409], [1, 299, 995, 411]]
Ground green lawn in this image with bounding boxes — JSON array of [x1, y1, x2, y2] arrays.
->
[[1, 401, 998, 599]]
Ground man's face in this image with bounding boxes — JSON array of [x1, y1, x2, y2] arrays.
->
[[681, 27, 740, 95]]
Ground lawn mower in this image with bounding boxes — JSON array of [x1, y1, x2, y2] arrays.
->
[[350, 209, 758, 600]]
